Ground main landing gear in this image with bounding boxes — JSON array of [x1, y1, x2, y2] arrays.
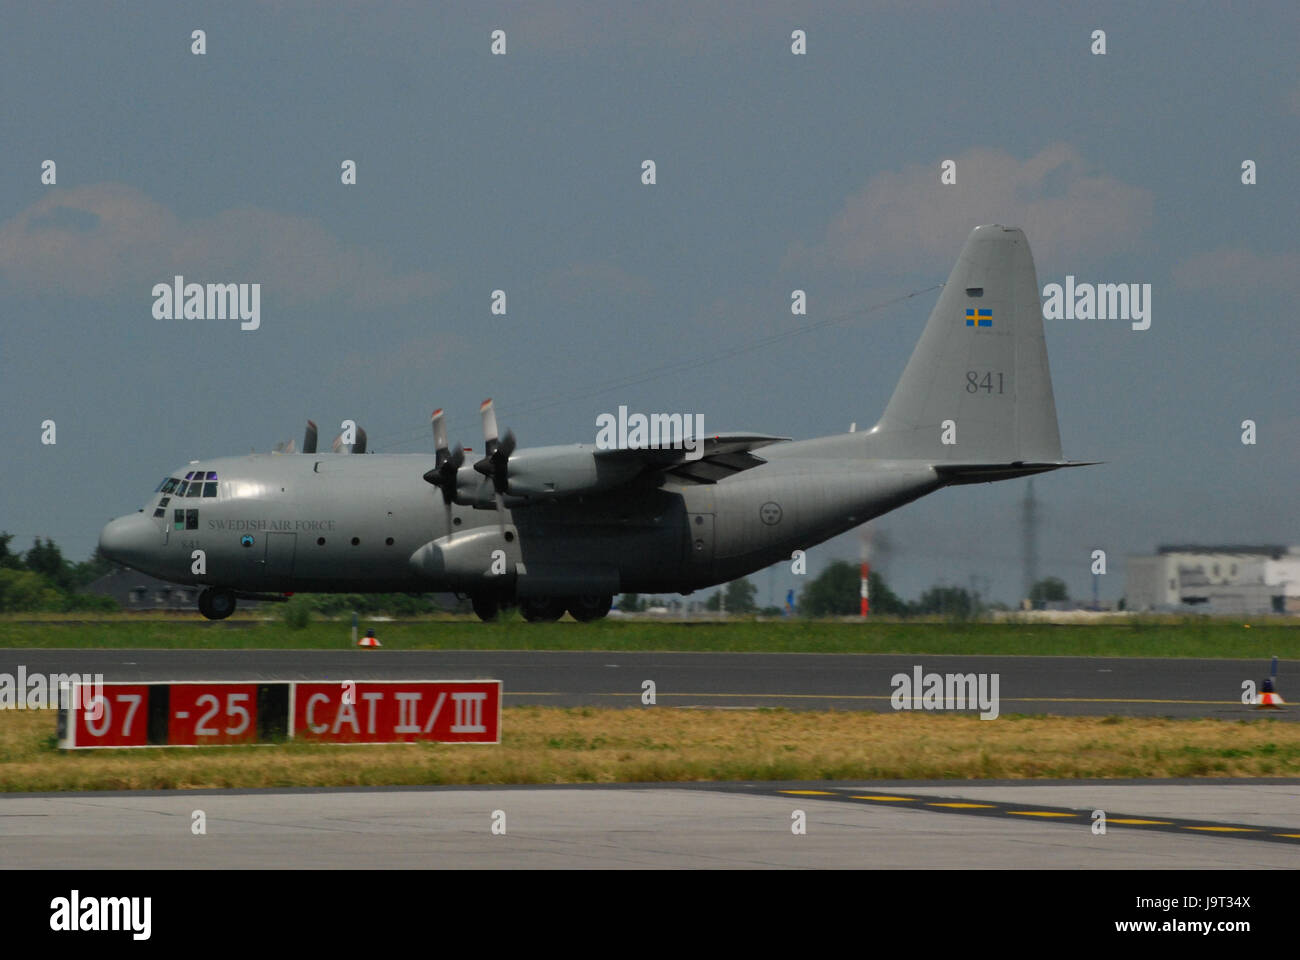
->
[[470, 592, 613, 623], [197, 587, 237, 620]]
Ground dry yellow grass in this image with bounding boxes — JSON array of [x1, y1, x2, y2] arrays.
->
[[2, 707, 1298, 791]]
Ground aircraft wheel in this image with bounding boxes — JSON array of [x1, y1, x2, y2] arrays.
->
[[198, 588, 237, 621], [471, 593, 501, 622], [520, 597, 566, 623], [567, 594, 612, 622]]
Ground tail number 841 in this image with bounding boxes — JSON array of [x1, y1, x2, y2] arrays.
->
[[965, 371, 1005, 394]]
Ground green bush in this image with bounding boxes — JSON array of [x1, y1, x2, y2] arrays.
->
[[281, 596, 312, 630]]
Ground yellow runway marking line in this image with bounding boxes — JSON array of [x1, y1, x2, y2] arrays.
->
[[927, 802, 995, 809], [1008, 811, 1077, 818], [779, 790, 836, 796], [1108, 818, 1174, 825], [1184, 825, 1259, 833], [848, 795, 917, 802], [1274, 833, 1300, 839]]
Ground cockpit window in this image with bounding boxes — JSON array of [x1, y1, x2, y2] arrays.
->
[[162, 472, 216, 500]]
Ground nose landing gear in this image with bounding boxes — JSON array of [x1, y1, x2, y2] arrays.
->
[[198, 588, 237, 620]]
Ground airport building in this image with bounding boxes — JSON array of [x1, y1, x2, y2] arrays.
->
[[1125, 545, 1300, 615], [80, 566, 252, 612]]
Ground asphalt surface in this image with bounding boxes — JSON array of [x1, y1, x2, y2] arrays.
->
[[3, 781, 1297, 869], [0, 649, 1290, 719]]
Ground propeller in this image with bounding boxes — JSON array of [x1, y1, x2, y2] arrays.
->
[[353, 427, 367, 454], [422, 409, 465, 538], [303, 420, 318, 455], [472, 399, 515, 531]]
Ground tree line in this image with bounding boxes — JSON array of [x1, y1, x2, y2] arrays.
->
[[621, 560, 1069, 618], [0, 533, 118, 612]]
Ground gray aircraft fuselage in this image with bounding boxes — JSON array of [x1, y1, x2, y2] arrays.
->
[[98, 444, 939, 596]]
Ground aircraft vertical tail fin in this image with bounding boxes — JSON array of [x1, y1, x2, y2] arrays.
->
[[865, 224, 1062, 463]]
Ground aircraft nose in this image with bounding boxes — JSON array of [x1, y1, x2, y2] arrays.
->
[[98, 514, 154, 567]]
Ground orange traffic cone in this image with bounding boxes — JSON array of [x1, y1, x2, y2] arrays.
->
[[357, 629, 381, 648], [1255, 656, 1283, 709]]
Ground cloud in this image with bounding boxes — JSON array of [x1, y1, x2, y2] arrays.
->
[[1172, 247, 1300, 298], [0, 183, 441, 307], [788, 144, 1154, 274]]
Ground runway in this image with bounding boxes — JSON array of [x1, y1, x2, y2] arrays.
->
[[3, 780, 1297, 869], [0, 649, 1289, 719]]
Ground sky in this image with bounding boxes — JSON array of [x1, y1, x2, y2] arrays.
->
[[2, 1, 1297, 608]]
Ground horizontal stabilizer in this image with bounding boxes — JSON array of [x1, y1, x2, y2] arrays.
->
[[933, 461, 1100, 485]]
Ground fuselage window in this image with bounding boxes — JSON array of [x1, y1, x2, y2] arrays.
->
[[162, 478, 180, 494], [186, 509, 199, 530], [153, 508, 165, 518], [154, 478, 167, 492], [186, 482, 203, 498], [203, 482, 217, 497], [174, 508, 185, 531]]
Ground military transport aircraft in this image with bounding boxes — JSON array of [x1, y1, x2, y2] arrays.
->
[[99, 225, 1091, 622]]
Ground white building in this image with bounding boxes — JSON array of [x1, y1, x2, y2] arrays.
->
[[1125, 545, 1299, 615]]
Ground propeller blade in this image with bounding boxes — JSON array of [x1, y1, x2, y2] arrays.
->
[[303, 420, 318, 454], [353, 427, 367, 454], [432, 409, 449, 468], [490, 428, 515, 495], [480, 398, 499, 456], [332, 434, 343, 453], [422, 409, 465, 507]]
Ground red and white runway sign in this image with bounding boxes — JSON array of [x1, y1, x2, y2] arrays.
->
[[58, 680, 501, 748]]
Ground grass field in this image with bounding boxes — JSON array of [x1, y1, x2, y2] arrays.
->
[[0, 614, 1296, 658], [3, 707, 1297, 792]]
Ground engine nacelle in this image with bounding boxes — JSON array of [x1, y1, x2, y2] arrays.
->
[[409, 526, 523, 589], [455, 444, 642, 503]]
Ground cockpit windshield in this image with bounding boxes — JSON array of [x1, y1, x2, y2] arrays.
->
[[158, 471, 218, 499]]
